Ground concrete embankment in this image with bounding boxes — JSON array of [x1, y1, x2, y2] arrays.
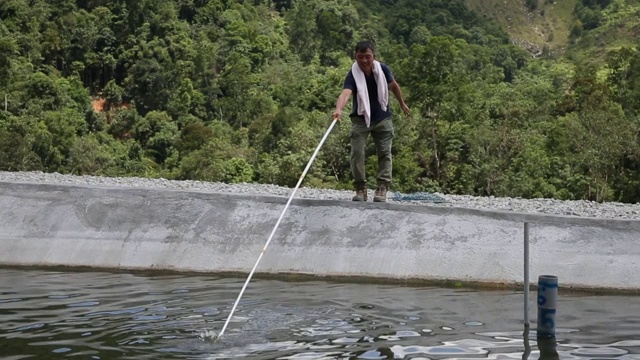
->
[[1, 181, 639, 292]]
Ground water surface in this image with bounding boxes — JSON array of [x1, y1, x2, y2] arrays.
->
[[1, 268, 639, 359]]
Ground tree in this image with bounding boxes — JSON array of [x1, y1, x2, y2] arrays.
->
[[0, 29, 18, 89], [0, 122, 42, 171], [285, 0, 358, 66], [67, 133, 116, 174], [401, 36, 464, 183], [133, 110, 178, 165]]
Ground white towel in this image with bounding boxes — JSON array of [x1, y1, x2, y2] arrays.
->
[[351, 60, 389, 127]]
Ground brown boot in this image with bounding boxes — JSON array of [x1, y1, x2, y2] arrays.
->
[[352, 185, 367, 201], [373, 183, 388, 202]]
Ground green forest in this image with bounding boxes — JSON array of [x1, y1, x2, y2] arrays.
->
[[1, 0, 639, 202]]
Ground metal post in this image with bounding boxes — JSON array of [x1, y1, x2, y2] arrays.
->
[[524, 222, 530, 326], [4, 94, 6, 111]]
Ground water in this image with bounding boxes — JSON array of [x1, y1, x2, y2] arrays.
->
[[1, 268, 639, 359]]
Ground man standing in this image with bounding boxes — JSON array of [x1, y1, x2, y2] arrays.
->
[[332, 41, 410, 202]]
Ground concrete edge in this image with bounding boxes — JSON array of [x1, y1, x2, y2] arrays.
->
[[4, 180, 640, 295], [3, 180, 640, 230], [3, 263, 639, 296]]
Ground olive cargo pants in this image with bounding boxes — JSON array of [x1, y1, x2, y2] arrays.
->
[[349, 116, 394, 188]]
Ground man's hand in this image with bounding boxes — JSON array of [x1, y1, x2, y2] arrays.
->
[[390, 80, 410, 117], [332, 109, 342, 120], [399, 102, 411, 117]]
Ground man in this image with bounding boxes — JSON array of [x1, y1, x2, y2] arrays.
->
[[332, 41, 411, 202]]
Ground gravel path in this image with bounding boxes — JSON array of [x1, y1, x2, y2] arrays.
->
[[2, 171, 640, 220]]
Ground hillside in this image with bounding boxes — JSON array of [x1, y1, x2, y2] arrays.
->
[[567, 0, 640, 63], [464, 0, 578, 55], [465, 0, 640, 60]]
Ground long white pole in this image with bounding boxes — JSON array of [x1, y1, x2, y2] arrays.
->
[[524, 222, 530, 326], [216, 118, 338, 340]]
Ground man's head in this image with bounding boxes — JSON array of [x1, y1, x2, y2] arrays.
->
[[354, 41, 375, 73]]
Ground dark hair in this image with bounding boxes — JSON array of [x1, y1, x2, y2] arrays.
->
[[355, 41, 375, 54]]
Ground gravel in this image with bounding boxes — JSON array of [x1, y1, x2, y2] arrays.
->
[[2, 171, 640, 220]]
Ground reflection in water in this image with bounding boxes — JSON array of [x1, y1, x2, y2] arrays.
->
[[522, 325, 559, 360], [519, 325, 640, 360], [523, 325, 532, 360], [537, 335, 559, 360], [0, 268, 639, 359]]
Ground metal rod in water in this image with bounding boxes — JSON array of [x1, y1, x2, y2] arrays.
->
[[524, 222, 530, 326], [522, 323, 532, 360], [216, 118, 338, 340]]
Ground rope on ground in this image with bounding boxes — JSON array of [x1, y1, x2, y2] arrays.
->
[[390, 192, 448, 203]]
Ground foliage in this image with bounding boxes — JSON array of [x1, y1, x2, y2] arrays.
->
[[1, 0, 640, 203]]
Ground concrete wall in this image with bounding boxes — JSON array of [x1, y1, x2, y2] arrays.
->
[[1, 181, 639, 291]]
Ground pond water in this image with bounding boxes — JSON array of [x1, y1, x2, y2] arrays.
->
[[1, 268, 639, 359]]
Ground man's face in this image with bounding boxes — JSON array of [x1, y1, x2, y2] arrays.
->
[[356, 49, 374, 72]]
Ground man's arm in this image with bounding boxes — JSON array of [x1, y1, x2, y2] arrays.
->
[[332, 89, 352, 120], [389, 80, 410, 116]]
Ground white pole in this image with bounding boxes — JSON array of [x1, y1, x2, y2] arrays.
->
[[524, 222, 530, 326], [216, 118, 338, 340], [4, 94, 6, 111]]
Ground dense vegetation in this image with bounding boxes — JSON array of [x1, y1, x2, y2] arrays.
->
[[1, 0, 639, 202]]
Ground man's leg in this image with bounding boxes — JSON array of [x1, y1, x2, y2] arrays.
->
[[350, 117, 370, 201], [371, 117, 394, 202]]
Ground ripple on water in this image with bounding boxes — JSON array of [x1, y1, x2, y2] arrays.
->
[[0, 298, 22, 303], [85, 306, 147, 317], [67, 301, 100, 307], [568, 346, 629, 356], [357, 349, 389, 359], [1, 269, 640, 360], [48, 293, 84, 299], [465, 321, 485, 326], [388, 338, 498, 357], [14, 323, 46, 331], [378, 330, 422, 341]]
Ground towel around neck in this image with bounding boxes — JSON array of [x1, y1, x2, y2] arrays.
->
[[351, 60, 389, 127]]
